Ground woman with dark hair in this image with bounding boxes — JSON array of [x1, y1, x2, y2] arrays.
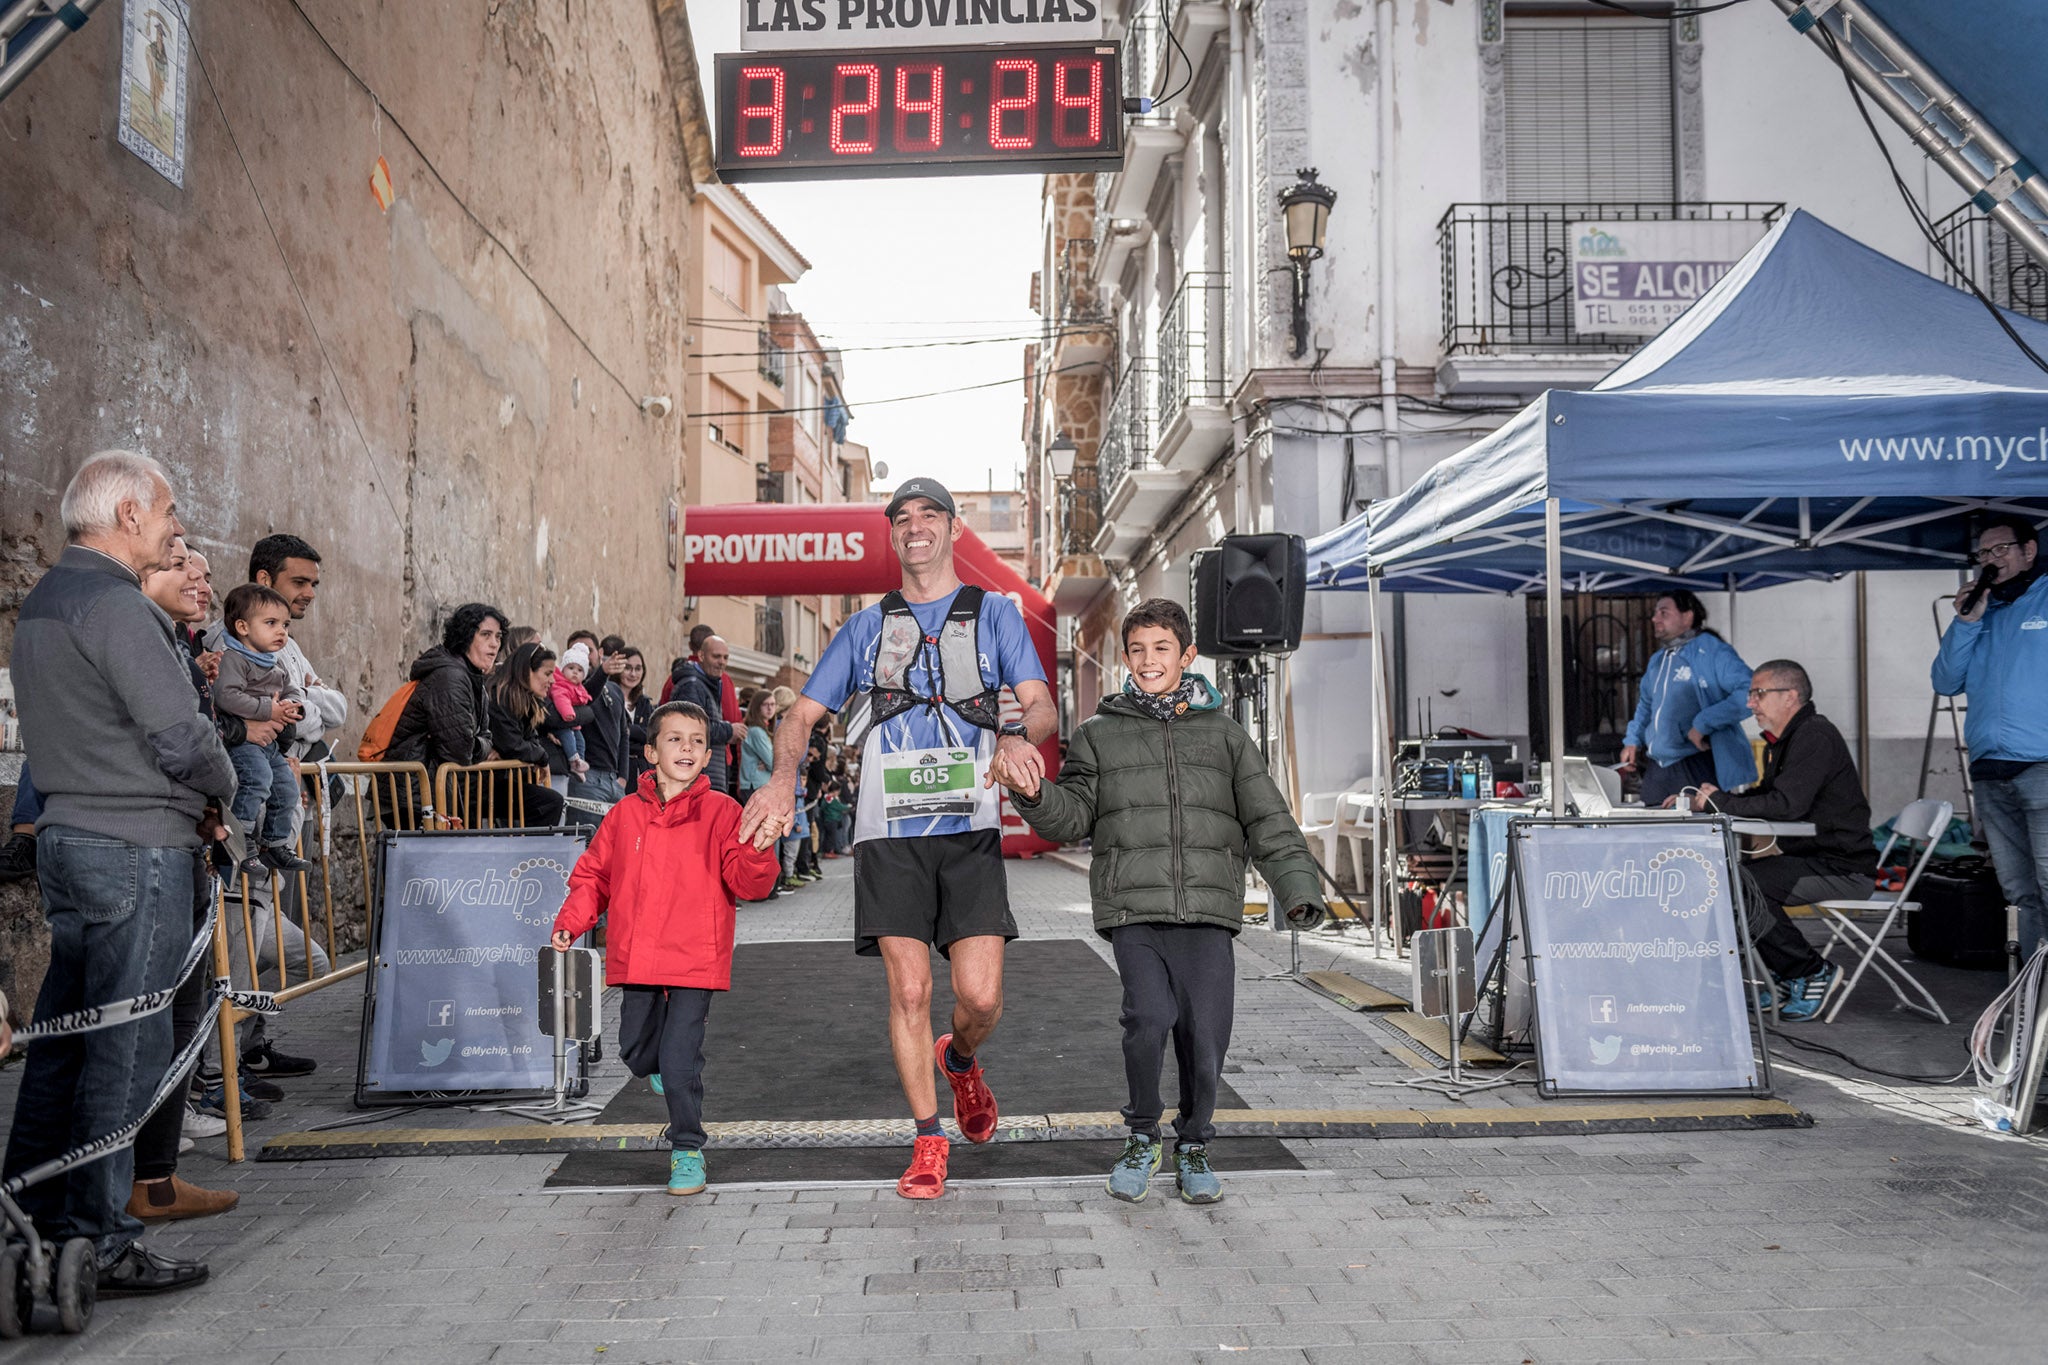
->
[[1621, 590, 1756, 806], [621, 647, 655, 785], [487, 643, 569, 827], [387, 602, 509, 771]]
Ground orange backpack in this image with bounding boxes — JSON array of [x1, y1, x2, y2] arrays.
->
[[356, 681, 420, 762]]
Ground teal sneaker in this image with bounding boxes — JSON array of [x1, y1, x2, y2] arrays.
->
[[667, 1148, 706, 1196], [1778, 961, 1841, 1023], [1175, 1144, 1223, 1204], [1105, 1133, 1162, 1203], [649, 1074, 665, 1096]]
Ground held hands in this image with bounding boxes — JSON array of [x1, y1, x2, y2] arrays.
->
[[197, 650, 222, 683], [986, 736, 1044, 800], [272, 697, 306, 724], [738, 785, 796, 846], [244, 717, 285, 746], [748, 811, 791, 852]]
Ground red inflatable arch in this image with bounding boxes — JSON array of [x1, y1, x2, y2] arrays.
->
[[683, 503, 1060, 857]]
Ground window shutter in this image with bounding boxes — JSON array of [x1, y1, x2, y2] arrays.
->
[[1504, 16, 1675, 203]]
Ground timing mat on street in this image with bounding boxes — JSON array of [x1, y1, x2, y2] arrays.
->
[[261, 940, 1808, 1182]]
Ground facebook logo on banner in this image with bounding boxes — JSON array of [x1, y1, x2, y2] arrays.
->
[[1589, 996, 1617, 1025], [428, 1000, 456, 1029]]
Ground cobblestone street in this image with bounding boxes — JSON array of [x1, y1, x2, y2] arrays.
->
[[4, 857, 2047, 1364]]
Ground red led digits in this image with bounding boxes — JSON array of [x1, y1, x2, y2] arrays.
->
[[1050, 57, 1102, 148], [894, 62, 944, 154], [735, 66, 786, 158], [988, 57, 1038, 151], [831, 63, 881, 155]]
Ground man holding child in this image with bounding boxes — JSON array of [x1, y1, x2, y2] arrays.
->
[[740, 478, 1057, 1201]]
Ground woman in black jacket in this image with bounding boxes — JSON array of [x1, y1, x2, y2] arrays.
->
[[620, 647, 655, 786], [486, 642, 567, 828]]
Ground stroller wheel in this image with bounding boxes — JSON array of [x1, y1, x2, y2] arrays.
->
[[54, 1238, 93, 1335], [0, 1242, 26, 1339]]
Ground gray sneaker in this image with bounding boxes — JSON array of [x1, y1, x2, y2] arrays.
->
[[1105, 1133, 1162, 1203], [1175, 1144, 1223, 1204]]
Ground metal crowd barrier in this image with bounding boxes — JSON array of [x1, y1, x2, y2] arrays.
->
[[434, 759, 553, 831], [212, 758, 564, 1160]]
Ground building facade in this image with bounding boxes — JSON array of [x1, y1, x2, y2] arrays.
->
[[1028, 0, 2021, 815]]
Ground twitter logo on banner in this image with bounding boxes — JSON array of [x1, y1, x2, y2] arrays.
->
[[1589, 1035, 1623, 1066], [419, 1037, 455, 1068]]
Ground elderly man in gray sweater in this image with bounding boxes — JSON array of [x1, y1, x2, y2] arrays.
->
[[4, 450, 232, 1298]]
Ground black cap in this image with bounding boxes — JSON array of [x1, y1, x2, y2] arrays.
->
[[884, 477, 957, 521]]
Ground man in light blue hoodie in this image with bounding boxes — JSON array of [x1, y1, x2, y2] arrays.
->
[[1620, 590, 1756, 808], [1933, 516, 2048, 957]]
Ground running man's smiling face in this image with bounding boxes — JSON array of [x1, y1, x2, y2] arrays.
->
[[889, 497, 960, 573], [647, 710, 710, 788], [1123, 624, 1197, 696]]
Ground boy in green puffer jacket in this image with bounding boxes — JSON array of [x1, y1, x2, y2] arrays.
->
[[992, 598, 1326, 1205]]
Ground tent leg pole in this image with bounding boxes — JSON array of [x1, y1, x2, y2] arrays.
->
[[1545, 498, 1566, 818], [1370, 574, 1390, 960]]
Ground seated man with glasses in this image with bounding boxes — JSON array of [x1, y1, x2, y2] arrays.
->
[[1675, 660, 1872, 1021], [1935, 516, 2048, 958]]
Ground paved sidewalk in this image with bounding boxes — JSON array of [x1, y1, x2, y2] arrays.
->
[[3, 856, 2047, 1363]]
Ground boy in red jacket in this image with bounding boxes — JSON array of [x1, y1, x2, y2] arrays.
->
[[551, 701, 785, 1195]]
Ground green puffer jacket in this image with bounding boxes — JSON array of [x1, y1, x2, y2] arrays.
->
[[1013, 676, 1326, 938]]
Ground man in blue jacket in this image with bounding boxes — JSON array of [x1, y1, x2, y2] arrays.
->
[[1620, 590, 1756, 807], [1933, 516, 2048, 958]]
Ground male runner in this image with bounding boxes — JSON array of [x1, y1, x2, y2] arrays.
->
[[739, 478, 1056, 1199]]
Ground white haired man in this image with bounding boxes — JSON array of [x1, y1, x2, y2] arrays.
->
[[5, 451, 233, 1295]]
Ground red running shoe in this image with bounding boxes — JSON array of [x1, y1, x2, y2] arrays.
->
[[935, 1032, 999, 1144], [897, 1133, 950, 1200]]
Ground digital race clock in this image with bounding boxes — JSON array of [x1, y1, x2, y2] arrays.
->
[[713, 45, 1124, 181]]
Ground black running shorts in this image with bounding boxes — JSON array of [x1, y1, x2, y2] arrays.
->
[[852, 828, 1017, 957]]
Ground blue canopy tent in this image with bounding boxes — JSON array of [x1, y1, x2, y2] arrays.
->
[[1305, 208, 2048, 878]]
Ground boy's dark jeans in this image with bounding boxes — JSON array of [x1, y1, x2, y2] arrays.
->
[[3, 829, 196, 1263], [1110, 922, 1236, 1148], [619, 985, 712, 1150], [229, 740, 298, 847]]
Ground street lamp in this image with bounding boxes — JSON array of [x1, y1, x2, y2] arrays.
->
[[1279, 167, 1337, 358], [1048, 430, 1078, 481]]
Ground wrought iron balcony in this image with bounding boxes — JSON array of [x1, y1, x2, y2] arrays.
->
[[1157, 271, 1225, 439], [1097, 359, 1157, 504], [758, 329, 788, 387], [1438, 202, 1784, 356], [1058, 474, 1103, 557], [755, 603, 786, 658], [1933, 207, 2048, 323]]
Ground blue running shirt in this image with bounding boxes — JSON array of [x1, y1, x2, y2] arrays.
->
[[803, 587, 1045, 845]]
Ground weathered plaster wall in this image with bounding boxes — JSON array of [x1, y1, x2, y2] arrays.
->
[[1, 0, 700, 725]]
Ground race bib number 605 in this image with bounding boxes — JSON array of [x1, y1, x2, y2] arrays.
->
[[881, 747, 982, 820]]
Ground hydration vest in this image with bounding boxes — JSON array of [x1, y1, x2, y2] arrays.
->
[[866, 585, 1002, 733]]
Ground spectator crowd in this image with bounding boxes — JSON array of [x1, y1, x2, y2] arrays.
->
[[0, 450, 860, 1301]]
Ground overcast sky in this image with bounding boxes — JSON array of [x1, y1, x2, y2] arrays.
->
[[690, 5, 1043, 500]]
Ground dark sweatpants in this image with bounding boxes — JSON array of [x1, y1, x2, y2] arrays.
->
[[1740, 856, 1873, 981], [1110, 922, 1236, 1148], [618, 985, 713, 1151]]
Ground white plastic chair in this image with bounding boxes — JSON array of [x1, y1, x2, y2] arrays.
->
[[1298, 778, 1374, 892], [1332, 783, 1382, 894], [1815, 797, 1954, 1025]]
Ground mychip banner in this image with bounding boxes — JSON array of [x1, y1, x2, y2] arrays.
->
[[1512, 818, 1766, 1096], [359, 831, 586, 1101]]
